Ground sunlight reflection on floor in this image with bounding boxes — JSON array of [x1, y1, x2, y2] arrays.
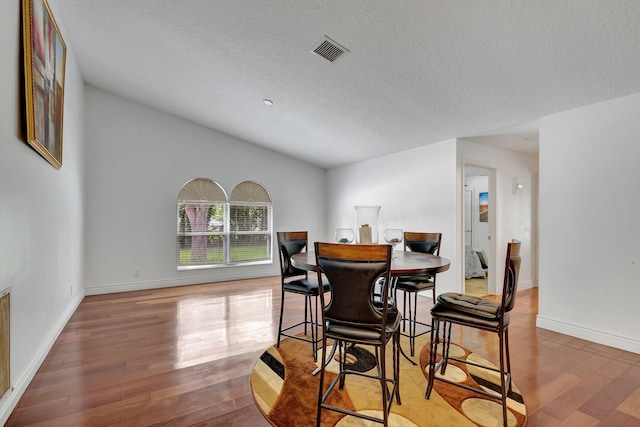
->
[[174, 288, 276, 368]]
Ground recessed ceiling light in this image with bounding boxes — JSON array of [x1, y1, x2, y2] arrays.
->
[[263, 99, 273, 106]]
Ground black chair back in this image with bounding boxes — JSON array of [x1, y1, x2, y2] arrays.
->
[[277, 231, 308, 279], [315, 242, 392, 328], [404, 232, 442, 255], [501, 240, 521, 314]]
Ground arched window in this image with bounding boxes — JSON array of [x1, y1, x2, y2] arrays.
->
[[177, 178, 272, 269], [229, 181, 273, 263]]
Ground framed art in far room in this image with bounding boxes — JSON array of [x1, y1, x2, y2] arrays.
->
[[22, 0, 66, 169], [479, 191, 488, 222]]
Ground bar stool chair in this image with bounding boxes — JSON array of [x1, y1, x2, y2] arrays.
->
[[314, 242, 401, 427], [276, 231, 329, 362], [426, 240, 521, 427], [394, 232, 442, 356]]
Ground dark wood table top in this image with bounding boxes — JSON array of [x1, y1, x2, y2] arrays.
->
[[291, 250, 450, 276]]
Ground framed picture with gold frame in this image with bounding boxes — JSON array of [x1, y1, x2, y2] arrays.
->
[[22, 0, 66, 169]]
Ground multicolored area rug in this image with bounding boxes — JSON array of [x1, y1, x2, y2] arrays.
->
[[250, 334, 527, 426]]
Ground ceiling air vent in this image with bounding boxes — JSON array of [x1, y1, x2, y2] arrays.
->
[[311, 36, 349, 63]]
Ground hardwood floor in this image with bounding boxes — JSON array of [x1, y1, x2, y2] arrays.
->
[[6, 278, 640, 426], [465, 277, 488, 295]]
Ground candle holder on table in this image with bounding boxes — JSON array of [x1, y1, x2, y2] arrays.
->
[[354, 205, 380, 244], [383, 228, 404, 258], [335, 228, 355, 244]]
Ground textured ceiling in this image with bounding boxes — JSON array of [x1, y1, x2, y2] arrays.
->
[[51, 0, 640, 169]]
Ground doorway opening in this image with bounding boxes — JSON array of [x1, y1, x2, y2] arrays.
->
[[463, 165, 495, 295]]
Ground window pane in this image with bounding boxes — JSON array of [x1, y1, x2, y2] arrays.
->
[[178, 204, 225, 231], [230, 234, 271, 262], [178, 202, 226, 266], [178, 235, 225, 264], [207, 204, 225, 232], [229, 203, 272, 263], [230, 204, 269, 232]]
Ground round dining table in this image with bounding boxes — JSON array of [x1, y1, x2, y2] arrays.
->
[[291, 249, 450, 367], [291, 250, 451, 277]]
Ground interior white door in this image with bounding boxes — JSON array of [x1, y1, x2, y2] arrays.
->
[[464, 188, 473, 247]]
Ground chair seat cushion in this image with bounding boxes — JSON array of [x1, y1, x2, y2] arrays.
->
[[395, 275, 434, 291], [436, 292, 500, 319], [327, 324, 382, 341], [430, 302, 509, 330], [284, 277, 329, 295], [326, 311, 401, 342]]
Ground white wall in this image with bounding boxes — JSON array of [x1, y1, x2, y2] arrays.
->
[[458, 140, 538, 294], [84, 87, 326, 294], [326, 139, 459, 294], [538, 92, 640, 353], [0, 1, 85, 423]]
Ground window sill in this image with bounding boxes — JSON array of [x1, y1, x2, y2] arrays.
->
[[177, 259, 272, 271]]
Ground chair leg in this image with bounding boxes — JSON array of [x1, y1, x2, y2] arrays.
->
[[312, 295, 319, 362], [440, 321, 452, 374], [505, 328, 512, 393], [409, 290, 418, 356], [317, 337, 400, 425], [303, 296, 309, 335], [316, 335, 328, 427], [425, 317, 439, 399], [373, 346, 382, 379], [393, 286, 399, 318], [277, 291, 320, 362], [402, 290, 409, 332], [394, 330, 402, 405], [499, 331, 508, 427], [276, 288, 285, 347], [338, 342, 347, 390], [312, 296, 317, 362], [379, 342, 389, 426], [398, 288, 434, 357], [306, 295, 318, 362]]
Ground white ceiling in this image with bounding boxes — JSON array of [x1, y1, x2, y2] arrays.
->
[[51, 0, 640, 169]]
